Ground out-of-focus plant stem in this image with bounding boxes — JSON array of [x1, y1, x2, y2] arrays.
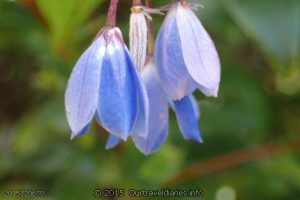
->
[[145, 0, 155, 55], [106, 0, 119, 27], [133, 0, 141, 6], [166, 138, 300, 186]]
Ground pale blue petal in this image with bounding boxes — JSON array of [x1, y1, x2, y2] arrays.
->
[[125, 48, 149, 138], [132, 61, 168, 155], [106, 134, 121, 149], [71, 123, 91, 140], [173, 95, 203, 142], [176, 4, 221, 97], [65, 36, 106, 138], [155, 9, 197, 100]]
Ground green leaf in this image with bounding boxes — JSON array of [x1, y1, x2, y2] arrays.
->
[[36, 0, 104, 55], [226, 0, 300, 71]]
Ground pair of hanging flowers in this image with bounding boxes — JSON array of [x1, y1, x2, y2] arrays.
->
[[65, 0, 221, 155]]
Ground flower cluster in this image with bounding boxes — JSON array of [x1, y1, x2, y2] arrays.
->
[[65, 0, 221, 155]]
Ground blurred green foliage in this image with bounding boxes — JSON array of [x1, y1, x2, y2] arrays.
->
[[0, 0, 300, 199]]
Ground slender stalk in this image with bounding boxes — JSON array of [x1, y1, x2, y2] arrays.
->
[[165, 138, 300, 186], [145, 0, 155, 55], [133, 0, 142, 6], [106, 0, 119, 27]]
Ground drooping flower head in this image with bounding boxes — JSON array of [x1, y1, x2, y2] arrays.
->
[[65, 26, 149, 140], [65, 0, 220, 155], [106, 57, 202, 155], [155, 0, 221, 100]]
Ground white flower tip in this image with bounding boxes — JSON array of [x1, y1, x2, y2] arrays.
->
[[142, 151, 152, 156], [206, 89, 219, 98], [198, 85, 219, 98], [138, 147, 156, 156], [117, 134, 129, 142], [184, 136, 203, 143], [198, 138, 204, 143], [70, 132, 77, 140], [211, 90, 219, 98], [105, 144, 114, 150], [211, 86, 220, 97]]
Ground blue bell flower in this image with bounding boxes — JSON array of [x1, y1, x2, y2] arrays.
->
[[106, 58, 202, 155], [131, 58, 169, 155], [65, 27, 149, 140], [155, 0, 221, 100]]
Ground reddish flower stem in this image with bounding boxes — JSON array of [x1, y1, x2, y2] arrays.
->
[[145, 0, 155, 55], [106, 0, 119, 27], [165, 138, 300, 186], [132, 0, 142, 6]]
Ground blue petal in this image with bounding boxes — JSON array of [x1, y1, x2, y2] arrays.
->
[[71, 123, 91, 140], [125, 49, 149, 138], [65, 36, 106, 138], [173, 95, 203, 142], [97, 45, 136, 140], [97, 36, 148, 140], [155, 10, 197, 100], [106, 134, 121, 149], [132, 61, 168, 155]]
